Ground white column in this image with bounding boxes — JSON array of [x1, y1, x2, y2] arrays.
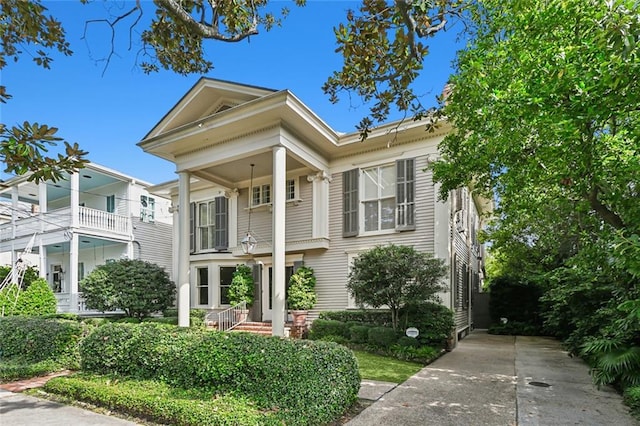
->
[[227, 189, 239, 249], [177, 172, 191, 327], [70, 172, 80, 227], [272, 146, 287, 337], [38, 182, 47, 278], [69, 233, 79, 312], [10, 186, 18, 283], [308, 171, 331, 239]]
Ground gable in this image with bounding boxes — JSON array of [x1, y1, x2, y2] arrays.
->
[[145, 77, 277, 139]]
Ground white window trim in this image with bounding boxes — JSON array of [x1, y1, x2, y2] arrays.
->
[[359, 164, 396, 236], [248, 176, 301, 209]]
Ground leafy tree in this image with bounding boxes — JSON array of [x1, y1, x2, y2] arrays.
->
[[431, 0, 640, 237], [347, 244, 447, 331], [1, 0, 88, 182], [81, 259, 175, 319]]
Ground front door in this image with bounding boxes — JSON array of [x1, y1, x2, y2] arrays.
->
[[261, 265, 294, 322]]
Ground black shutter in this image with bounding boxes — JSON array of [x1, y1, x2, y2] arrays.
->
[[342, 169, 359, 237], [396, 158, 416, 230], [189, 202, 196, 253], [214, 196, 228, 251]]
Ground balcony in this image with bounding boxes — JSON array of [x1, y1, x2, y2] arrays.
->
[[0, 206, 131, 242]]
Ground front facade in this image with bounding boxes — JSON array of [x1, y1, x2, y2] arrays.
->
[[140, 78, 489, 339], [0, 163, 173, 313]]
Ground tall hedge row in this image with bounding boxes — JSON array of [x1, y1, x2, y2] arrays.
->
[[0, 316, 88, 367], [80, 322, 360, 425]]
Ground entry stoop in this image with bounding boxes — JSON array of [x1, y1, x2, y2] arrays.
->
[[232, 322, 273, 335]]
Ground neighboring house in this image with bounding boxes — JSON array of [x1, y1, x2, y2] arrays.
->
[[140, 78, 490, 342], [0, 163, 173, 313]]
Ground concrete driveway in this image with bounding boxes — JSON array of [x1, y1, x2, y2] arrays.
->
[[348, 331, 637, 426]]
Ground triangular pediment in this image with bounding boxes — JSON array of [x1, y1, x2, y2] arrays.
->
[[144, 78, 277, 139]]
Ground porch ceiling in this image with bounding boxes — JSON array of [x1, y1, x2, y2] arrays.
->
[[0, 168, 120, 204], [193, 152, 307, 186]]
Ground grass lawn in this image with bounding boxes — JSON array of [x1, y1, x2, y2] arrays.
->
[[353, 350, 424, 383]]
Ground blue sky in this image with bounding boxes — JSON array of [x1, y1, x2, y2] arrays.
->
[[2, 0, 463, 184]]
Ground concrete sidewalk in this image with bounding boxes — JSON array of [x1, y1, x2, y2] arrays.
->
[[347, 331, 637, 426], [0, 389, 137, 426]]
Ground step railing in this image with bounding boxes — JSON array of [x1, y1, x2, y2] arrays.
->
[[214, 301, 248, 332]]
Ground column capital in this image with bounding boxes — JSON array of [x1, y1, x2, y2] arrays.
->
[[306, 170, 332, 183]]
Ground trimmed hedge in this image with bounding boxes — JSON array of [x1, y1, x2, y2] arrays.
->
[[368, 326, 399, 349], [79, 323, 360, 425], [308, 319, 351, 340], [320, 310, 392, 326], [45, 374, 281, 426], [0, 316, 88, 367], [350, 325, 371, 344]]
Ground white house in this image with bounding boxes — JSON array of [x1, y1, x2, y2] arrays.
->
[[139, 78, 490, 341], [0, 163, 173, 313]]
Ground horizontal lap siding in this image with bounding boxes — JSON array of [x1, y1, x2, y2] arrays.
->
[[132, 218, 173, 277], [236, 176, 313, 247], [308, 156, 436, 317]]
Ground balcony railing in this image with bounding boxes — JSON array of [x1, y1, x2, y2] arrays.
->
[[79, 206, 130, 234], [0, 206, 131, 241]]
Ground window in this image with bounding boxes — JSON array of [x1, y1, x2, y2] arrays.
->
[[140, 195, 155, 223], [343, 159, 415, 236], [106, 195, 115, 213], [362, 164, 396, 232], [251, 179, 297, 207], [194, 197, 228, 251], [219, 266, 235, 305], [197, 267, 209, 305]]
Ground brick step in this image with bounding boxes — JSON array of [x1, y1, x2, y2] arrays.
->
[[233, 322, 273, 335]]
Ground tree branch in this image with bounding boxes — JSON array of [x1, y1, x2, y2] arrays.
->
[[588, 187, 626, 230], [158, 0, 259, 42]]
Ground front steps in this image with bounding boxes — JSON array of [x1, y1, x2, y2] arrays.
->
[[233, 321, 273, 335]]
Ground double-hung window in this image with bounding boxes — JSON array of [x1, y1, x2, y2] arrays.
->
[[362, 164, 396, 232], [190, 196, 228, 252], [140, 195, 155, 222], [251, 179, 297, 207], [343, 158, 415, 236]]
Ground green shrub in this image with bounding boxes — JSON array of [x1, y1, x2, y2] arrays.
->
[[0, 285, 20, 316], [489, 275, 544, 327], [161, 308, 206, 327], [320, 309, 392, 326], [319, 309, 391, 327], [488, 321, 541, 336], [79, 323, 360, 425], [624, 386, 640, 417], [15, 278, 57, 316], [309, 319, 351, 340], [228, 264, 254, 307], [390, 344, 438, 362], [81, 259, 175, 319], [350, 324, 371, 344], [368, 326, 398, 349], [347, 244, 447, 331], [398, 302, 455, 346], [0, 265, 40, 289], [0, 359, 62, 382], [142, 317, 178, 325], [396, 336, 420, 348], [0, 316, 88, 368], [44, 374, 282, 426], [287, 266, 317, 310]]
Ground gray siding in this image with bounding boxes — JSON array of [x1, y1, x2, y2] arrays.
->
[[235, 175, 313, 246], [132, 218, 173, 277], [306, 155, 437, 317]]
